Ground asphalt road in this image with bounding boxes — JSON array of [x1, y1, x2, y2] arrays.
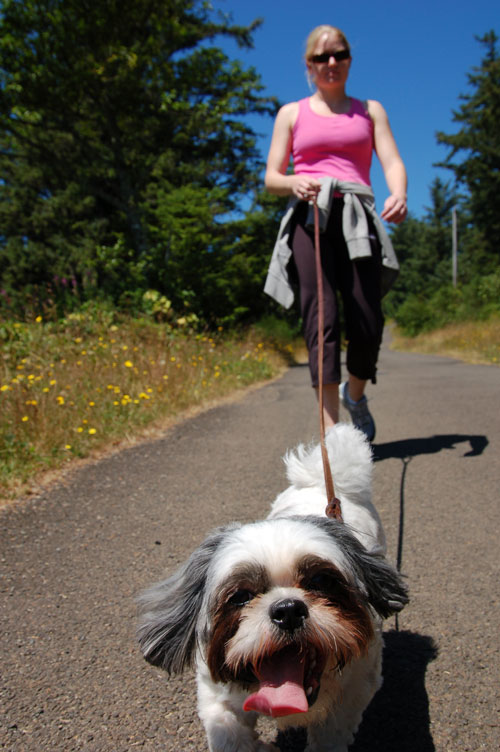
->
[[1, 338, 499, 751]]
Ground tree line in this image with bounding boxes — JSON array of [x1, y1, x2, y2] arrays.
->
[[0, 2, 498, 333]]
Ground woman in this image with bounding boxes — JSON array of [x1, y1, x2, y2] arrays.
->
[[264, 25, 407, 441]]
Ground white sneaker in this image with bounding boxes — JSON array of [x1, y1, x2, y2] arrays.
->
[[339, 382, 376, 442]]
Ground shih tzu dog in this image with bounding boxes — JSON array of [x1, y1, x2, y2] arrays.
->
[[137, 423, 408, 751]]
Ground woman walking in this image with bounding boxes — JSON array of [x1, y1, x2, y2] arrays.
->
[[264, 24, 407, 440]]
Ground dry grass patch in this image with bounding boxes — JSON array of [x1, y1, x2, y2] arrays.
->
[[390, 317, 500, 366]]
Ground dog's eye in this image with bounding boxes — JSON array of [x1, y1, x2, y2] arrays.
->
[[228, 589, 255, 607], [305, 572, 337, 592]]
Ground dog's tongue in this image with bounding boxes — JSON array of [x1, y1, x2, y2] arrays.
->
[[243, 647, 308, 718]]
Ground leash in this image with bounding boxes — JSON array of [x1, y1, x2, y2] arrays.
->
[[395, 455, 411, 631], [312, 199, 342, 522]]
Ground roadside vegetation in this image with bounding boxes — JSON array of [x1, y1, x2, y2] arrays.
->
[[391, 317, 500, 366], [0, 307, 299, 501]]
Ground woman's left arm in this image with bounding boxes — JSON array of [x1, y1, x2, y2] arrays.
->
[[368, 99, 408, 224]]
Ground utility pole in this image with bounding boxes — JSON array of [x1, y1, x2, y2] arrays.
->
[[452, 207, 458, 287]]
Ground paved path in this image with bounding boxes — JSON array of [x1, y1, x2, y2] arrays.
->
[[1, 339, 499, 751]]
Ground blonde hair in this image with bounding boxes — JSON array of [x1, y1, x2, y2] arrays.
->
[[304, 25, 351, 61]]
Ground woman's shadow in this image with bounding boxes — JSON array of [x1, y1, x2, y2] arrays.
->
[[372, 432, 488, 461]]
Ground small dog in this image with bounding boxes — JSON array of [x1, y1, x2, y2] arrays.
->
[[137, 423, 408, 751]]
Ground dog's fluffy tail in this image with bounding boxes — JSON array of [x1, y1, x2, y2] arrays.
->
[[284, 423, 373, 501]]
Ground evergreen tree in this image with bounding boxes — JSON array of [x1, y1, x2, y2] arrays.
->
[[436, 31, 500, 263], [0, 0, 277, 318], [423, 177, 461, 286], [384, 213, 427, 316]]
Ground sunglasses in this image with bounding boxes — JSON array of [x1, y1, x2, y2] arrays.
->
[[310, 49, 350, 64]]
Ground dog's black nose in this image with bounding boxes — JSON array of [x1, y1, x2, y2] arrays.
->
[[270, 598, 308, 631]]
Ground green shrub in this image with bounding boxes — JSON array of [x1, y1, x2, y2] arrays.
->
[[393, 269, 500, 336]]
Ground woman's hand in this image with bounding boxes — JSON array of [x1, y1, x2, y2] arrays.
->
[[289, 175, 322, 201], [380, 194, 408, 224]]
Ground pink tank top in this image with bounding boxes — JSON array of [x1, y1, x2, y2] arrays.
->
[[292, 97, 374, 185]]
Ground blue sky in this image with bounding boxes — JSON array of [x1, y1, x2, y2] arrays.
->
[[214, 0, 498, 219]]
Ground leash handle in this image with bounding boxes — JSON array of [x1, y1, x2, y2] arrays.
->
[[313, 199, 342, 522]]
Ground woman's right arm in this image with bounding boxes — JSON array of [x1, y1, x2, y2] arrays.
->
[[264, 103, 321, 200]]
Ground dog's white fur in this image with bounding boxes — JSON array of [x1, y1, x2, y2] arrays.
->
[[137, 423, 407, 751], [270, 422, 386, 555]]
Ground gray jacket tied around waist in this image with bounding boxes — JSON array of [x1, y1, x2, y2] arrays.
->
[[263, 178, 399, 309]]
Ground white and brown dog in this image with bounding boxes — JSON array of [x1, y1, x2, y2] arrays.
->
[[137, 423, 408, 751]]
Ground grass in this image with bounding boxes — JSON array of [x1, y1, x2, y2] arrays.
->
[[0, 310, 297, 503], [390, 316, 500, 366]]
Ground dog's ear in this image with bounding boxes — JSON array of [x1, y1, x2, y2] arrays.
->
[[136, 525, 236, 673], [297, 516, 408, 619], [352, 548, 409, 618]]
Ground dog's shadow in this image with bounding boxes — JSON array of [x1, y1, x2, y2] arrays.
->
[[275, 631, 437, 752], [372, 433, 488, 461], [350, 630, 437, 751]]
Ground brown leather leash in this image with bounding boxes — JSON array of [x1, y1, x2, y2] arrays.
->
[[312, 199, 342, 522]]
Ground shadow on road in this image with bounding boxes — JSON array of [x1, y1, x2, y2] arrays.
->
[[372, 434, 488, 575], [372, 433, 488, 461], [351, 631, 438, 752], [275, 631, 437, 752]]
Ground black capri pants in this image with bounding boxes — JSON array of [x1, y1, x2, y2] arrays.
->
[[290, 198, 384, 387]]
